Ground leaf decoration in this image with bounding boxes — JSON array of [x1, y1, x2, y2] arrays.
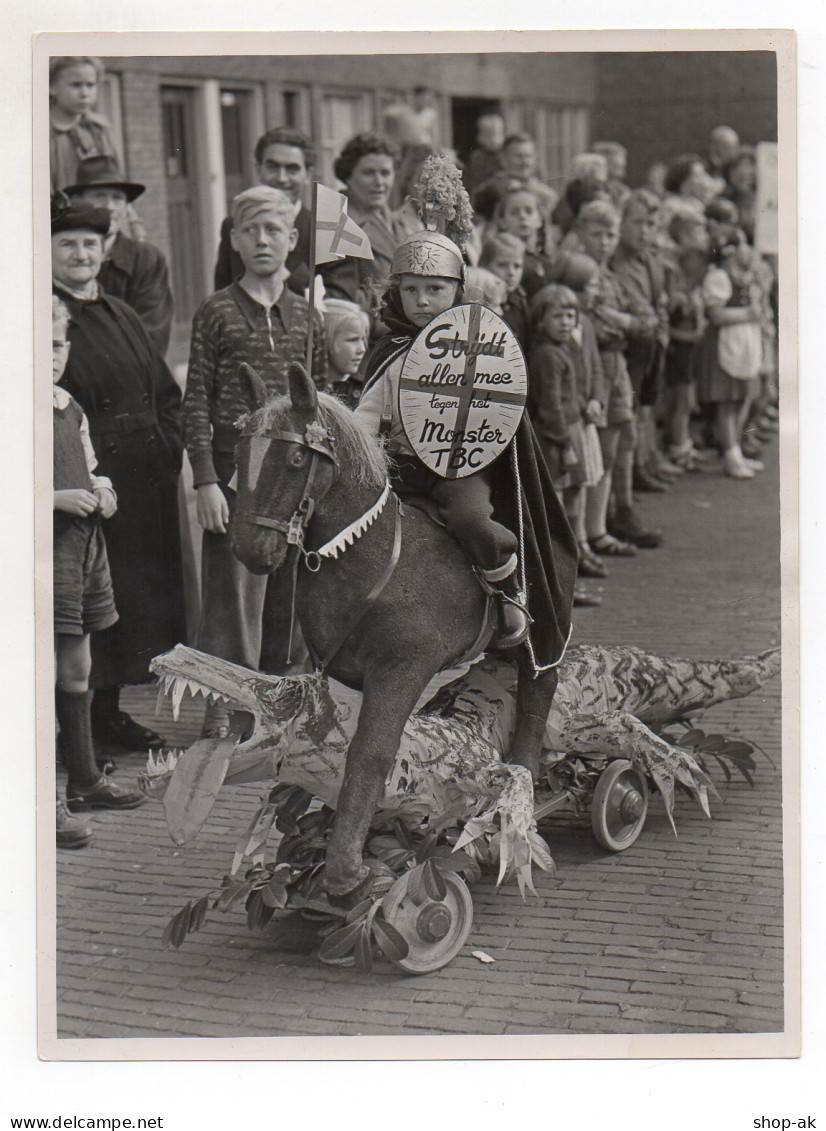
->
[[354, 923, 373, 974], [344, 898, 374, 925], [318, 919, 364, 962], [162, 902, 192, 950], [371, 914, 410, 962], [261, 879, 289, 909], [189, 894, 211, 933], [422, 858, 448, 901]]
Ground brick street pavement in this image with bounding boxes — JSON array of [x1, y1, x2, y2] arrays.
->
[[54, 442, 784, 1041]]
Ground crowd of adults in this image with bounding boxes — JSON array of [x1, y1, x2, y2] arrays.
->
[[49, 56, 778, 848]]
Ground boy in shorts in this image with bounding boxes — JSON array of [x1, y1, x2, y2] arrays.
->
[[52, 296, 145, 848]]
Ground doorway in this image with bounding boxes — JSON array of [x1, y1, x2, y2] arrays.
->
[[451, 97, 502, 167], [161, 85, 205, 325]]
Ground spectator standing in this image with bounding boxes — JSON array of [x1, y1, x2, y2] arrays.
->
[[707, 125, 741, 180], [592, 142, 631, 211], [472, 133, 559, 225], [528, 284, 607, 606], [553, 152, 611, 239], [213, 127, 315, 295], [184, 187, 328, 734], [479, 231, 530, 350], [66, 155, 174, 356], [52, 295, 145, 842], [611, 189, 672, 492], [383, 86, 440, 206], [319, 133, 418, 329], [324, 298, 369, 409], [49, 56, 146, 241], [575, 200, 661, 554], [463, 113, 505, 196], [493, 185, 570, 299], [51, 197, 185, 753]]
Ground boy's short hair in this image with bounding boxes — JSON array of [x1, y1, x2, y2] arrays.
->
[[576, 199, 620, 229], [705, 197, 740, 225], [324, 298, 370, 340], [479, 232, 526, 266], [230, 185, 298, 228], [622, 188, 661, 218], [529, 284, 580, 328], [253, 127, 315, 169], [592, 140, 627, 161], [49, 56, 105, 85], [52, 295, 71, 332]]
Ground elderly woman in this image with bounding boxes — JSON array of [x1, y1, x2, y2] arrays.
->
[[51, 196, 185, 754], [319, 132, 418, 330]]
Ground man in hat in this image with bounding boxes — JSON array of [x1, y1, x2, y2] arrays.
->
[[66, 155, 174, 356], [213, 127, 314, 295], [52, 195, 186, 755]]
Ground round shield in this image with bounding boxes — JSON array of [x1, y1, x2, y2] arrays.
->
[[398, 303, 528, 479]]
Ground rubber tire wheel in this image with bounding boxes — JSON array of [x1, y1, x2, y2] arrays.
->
[[381, 870, 474, 974], [590, 758, 649, 852]]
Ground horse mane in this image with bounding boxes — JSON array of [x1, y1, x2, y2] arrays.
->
[[245, 392, 390, 488]]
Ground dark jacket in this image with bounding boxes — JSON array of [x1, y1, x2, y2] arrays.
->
[[54, 283, 185, 686], [98, 231, 174, 356]]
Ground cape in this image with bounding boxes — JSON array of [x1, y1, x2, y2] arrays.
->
[[364, 288, 578, 671]]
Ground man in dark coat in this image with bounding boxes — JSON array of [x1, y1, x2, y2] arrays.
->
[[51, 196, 186, 751], [213, 127, 314, 295], [66, 155, 174, 356]]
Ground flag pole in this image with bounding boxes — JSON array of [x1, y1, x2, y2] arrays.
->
[[305, 179, 318, 377]]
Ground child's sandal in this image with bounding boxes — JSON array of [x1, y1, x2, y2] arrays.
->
[[590, 534, 637, 557]]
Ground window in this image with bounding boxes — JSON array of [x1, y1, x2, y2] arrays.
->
[[318, 91, 372, 186], [533, 104, 590, 187], [98, 73, 125, 169]]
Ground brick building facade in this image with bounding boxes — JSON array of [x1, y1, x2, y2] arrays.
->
[[87, 50, 777, 335]]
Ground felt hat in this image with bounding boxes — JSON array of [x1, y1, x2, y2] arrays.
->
[[64, 155, 146, 203], [390, 230, 465, 282], [51, 192, 111, 237]]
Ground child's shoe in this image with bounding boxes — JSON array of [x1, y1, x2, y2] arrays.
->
[[723, 447, 755, 480], [56, 799, 93, 849], [609, 506, 663, 548]]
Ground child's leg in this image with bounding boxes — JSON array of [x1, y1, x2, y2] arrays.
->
[[431, 472, 517, 575], [669, 384, 694, 451], [585, 425, 620, 541], [55, 634, 99, 790], [611, 419, 637, 510]]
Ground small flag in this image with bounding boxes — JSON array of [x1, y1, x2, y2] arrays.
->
[[314, 183, 373, 265]]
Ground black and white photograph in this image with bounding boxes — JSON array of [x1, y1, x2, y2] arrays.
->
[[31, 30, 800, 1060]]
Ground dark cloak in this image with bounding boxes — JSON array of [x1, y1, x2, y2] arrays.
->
[[364, 287, 578, 671], [55, 284, 186, 686]]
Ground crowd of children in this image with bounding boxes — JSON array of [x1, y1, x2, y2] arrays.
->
[[49, 54, 779, 846]]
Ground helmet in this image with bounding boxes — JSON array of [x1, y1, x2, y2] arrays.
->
[[390, 230, 465, 283]]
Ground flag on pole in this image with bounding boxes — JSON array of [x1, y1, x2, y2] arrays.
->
[[314, 183, 374, 264]]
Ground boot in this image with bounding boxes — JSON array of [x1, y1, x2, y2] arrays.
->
[[476, 557, 531, 650]]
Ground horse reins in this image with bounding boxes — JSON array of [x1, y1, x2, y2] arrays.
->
[[234, 422, 402, 672]]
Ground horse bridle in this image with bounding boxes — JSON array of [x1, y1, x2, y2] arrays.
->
[[234, 423, 339, 561], [232, 419, 403, 672]]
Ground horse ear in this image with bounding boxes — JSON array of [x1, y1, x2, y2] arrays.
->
[[288, 361, 318, 416], [240, 362, 269, 408]]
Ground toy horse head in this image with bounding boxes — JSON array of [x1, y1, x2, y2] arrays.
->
[[230, 362, 387, 576]]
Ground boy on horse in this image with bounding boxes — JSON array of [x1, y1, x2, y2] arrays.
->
[[356, 227, 578, 668]]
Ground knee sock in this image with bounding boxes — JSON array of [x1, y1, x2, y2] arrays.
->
[[91, 686, 119, 729], [56, 690, 100, 790], [612, 445, 635, 510], [586, 473, 613, 540]]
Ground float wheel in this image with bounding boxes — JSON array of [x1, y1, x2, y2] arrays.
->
[[590, 759, 649, 852], [381, 869, 474, 974]]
